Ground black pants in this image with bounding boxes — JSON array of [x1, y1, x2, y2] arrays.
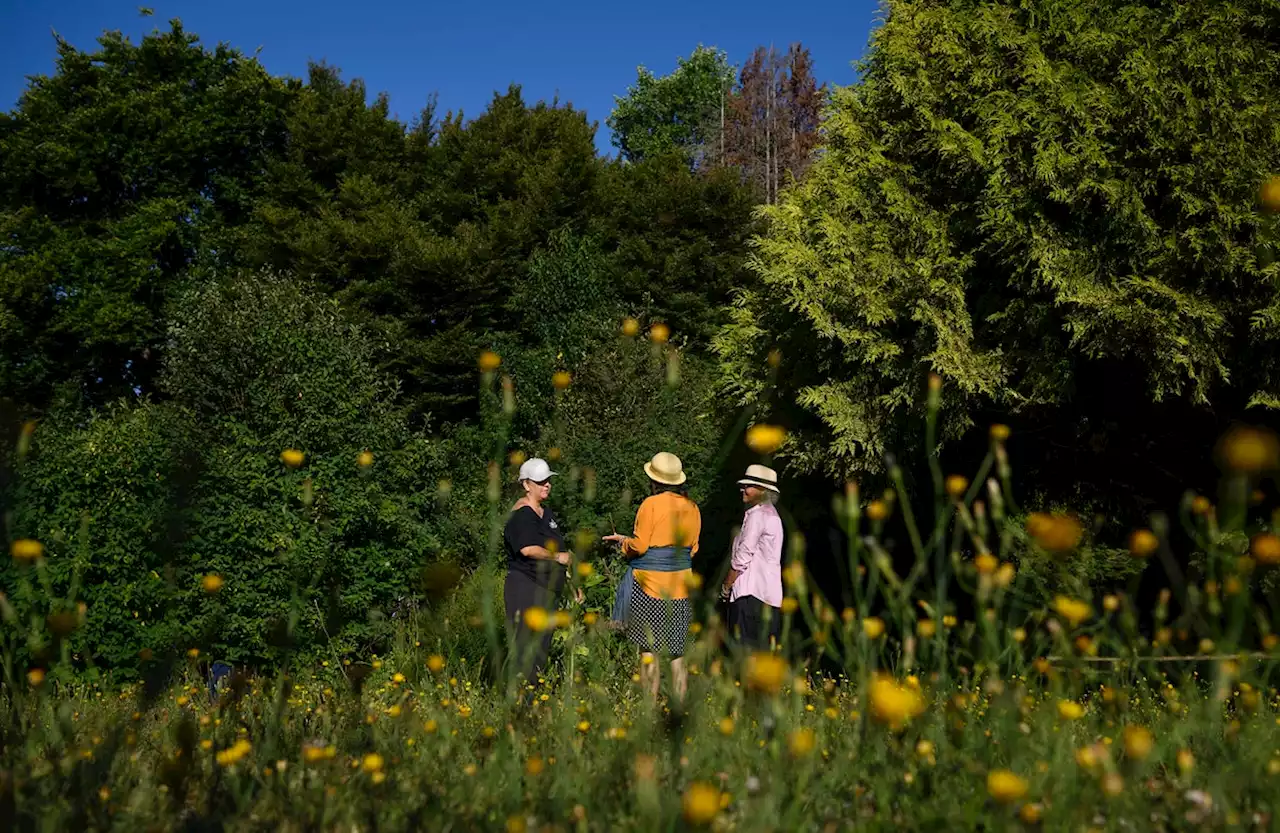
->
[[728, 595, 781, 650], [504, 570, 561, 681]]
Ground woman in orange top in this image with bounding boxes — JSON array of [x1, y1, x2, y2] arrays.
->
[[603, 452, 701, 703]]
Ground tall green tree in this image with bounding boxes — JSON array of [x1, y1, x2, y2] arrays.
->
[[607, 46, 736, 164], [0, 22, 291, 415], [717, 0, 1280, 511]]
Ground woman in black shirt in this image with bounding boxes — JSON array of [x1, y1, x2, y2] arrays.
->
[[504, 457, 569, 681]]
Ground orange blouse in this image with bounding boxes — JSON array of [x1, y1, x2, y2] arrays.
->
[[622, 491, 701, 600]]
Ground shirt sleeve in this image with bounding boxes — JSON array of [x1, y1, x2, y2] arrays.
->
[[731, 508, 762, 571], [505, 508, 544, 555], [624, 498, 654, 556], [689, 503, 701, 555]]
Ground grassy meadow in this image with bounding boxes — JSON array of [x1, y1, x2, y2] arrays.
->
[[5, 381, 1280, 832]]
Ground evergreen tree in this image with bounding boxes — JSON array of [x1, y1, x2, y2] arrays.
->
[[0, 22, 292, 415], [718, 0, 1280, 514]]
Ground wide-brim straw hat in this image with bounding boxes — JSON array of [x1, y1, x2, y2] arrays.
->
[[738, 464, 780, 494], [644, 451, 687, 486]]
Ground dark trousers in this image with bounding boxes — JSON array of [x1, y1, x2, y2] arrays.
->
[[504, 571, 560, 681], [728, 595, 781, 650]]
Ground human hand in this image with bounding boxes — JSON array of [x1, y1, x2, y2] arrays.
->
[[601, 533, 627, 545], [556, 551, 571, 566]]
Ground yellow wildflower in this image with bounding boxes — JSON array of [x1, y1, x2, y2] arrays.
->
[[1217, 425, 1279, 472], [1056, 700, 1084, 720], [215, 739, 252, 767], [1122, 726, 1153, 761], [10, 539, 42, 563], [986, 770, 1028, 804], [478, 351, 501, 372], [1052, 596, 1092, 628], [745, 424, 786, 454], [744, 653, 788, 695], [862, 617, 885, 639], [945, 475, 968, 498], [681, 781, 720, 825], [1129, 529, 1158, 558], [280, 449, 305, 468], [1251, 533, 1280, 565], [621, 318, 640, 337], [1026, 512, 1083, 552], [869, 675, 926, 731], [787, 727, 816, 758], [201, 574, 224, 594], [552, 371, 572, 390], [522, 606, 550, 632]]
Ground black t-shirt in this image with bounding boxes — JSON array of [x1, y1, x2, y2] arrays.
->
[[504, 505, 568, 589]]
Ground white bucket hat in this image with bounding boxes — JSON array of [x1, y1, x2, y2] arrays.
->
[[517, 458, 557, 482], [738, 464, 780, 494]]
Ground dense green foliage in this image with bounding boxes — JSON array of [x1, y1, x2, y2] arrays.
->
[[718, 0, 1280, 508], [5, 272, 442, 668]]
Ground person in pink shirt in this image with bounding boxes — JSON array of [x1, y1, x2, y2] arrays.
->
[[720, 465, 784, 649]]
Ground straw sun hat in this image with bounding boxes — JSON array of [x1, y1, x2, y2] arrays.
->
[[643, 452, 687, 486], [737, 464, 780, 494]]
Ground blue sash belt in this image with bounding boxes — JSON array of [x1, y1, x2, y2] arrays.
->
[[611, 545, 693, 624]]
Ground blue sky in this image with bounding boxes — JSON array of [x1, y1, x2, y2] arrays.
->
[[1, 0, 880, 153]]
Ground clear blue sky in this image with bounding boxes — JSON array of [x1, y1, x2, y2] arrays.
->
[[1, 0, 879, 153]]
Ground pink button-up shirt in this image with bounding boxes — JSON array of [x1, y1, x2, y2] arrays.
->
[[729, 502, 784, 607]]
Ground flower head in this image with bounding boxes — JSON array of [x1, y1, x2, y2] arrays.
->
[[787, 727, 816, 758], [1251, 533, 1280, 565], [1052, 596, 1092, 628], [986, 769, 1028, 804], [10, 539, 43, 563], [357, 450, 374, 468], [1056, 700, 1084, 720], [1026, 512, 1082, 552], [201, 574, 224, 594], [862, 617, 885, 639], [1129, 529, 1158, 558], [1122, 725, 1153, 760], [216, 739, 252, 767], [681, 781, 721, 825], [744, 652, 788, 695], [522, 606, 550, 632], [280, 449, 305, 468], [745, 424, 786, 454], [869, 675, 926, 731], [649, 323, 670, 344], [1217, 425, 1280, 472], [552, 371, 572, 390], [1262, 175, 1280, 212], [478, 351, 502, 372]]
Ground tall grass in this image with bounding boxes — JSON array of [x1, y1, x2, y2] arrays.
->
[[3, 366, 1280, 831]]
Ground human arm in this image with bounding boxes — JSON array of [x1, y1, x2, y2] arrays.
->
[[603, 499, 653, 557], [507, 508, 571, 565], [520, 544, 571, 565], [722, 509, 763, 596]]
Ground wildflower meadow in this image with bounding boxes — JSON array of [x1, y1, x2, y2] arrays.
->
[[5, 372, 1280, 830], [7, 1, 1280, 830]]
